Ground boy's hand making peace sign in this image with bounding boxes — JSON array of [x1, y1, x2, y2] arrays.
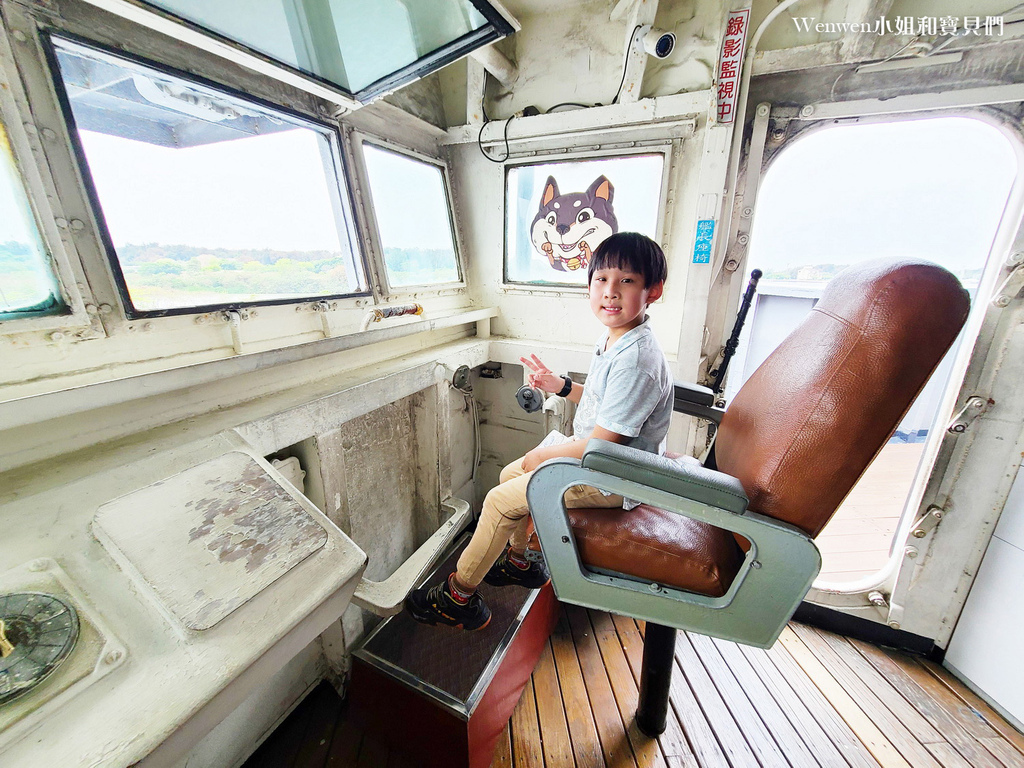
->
[[520, 355, 563, 393]]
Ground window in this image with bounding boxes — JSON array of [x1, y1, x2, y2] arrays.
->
[[49, 36, 366, 317], [0, 119, 64, 319], [504, 153, 665, 287], [362, 143, 461, 288], [127, 0, 512, 102], [735, 115, 1017, 584]]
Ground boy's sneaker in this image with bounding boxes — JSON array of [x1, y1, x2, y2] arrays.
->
[[404, 579, 491, 631], [483, 548, 551, 589]]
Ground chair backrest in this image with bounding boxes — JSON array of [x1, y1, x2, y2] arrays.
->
[[714, 259, 970, 537]]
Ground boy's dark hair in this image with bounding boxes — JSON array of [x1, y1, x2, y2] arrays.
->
[[588, 232, 667, 288]]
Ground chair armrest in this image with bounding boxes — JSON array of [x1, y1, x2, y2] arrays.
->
[[527, 447, 821, 648], [673, 381, 715, 406], [672, 382, 725, 424], [581, 439, 747, 514]]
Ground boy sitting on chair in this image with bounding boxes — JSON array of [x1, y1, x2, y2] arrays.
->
[[405, 232, 673, 630]]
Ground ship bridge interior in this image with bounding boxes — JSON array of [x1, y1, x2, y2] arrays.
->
[[2, 1, 1024, 766]]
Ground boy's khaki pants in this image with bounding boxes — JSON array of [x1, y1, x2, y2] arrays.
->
[[456, 456, 623, 587]]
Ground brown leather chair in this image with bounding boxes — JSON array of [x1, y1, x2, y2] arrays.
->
[[527, 258, 970, 735]]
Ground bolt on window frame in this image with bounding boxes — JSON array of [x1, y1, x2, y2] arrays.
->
[[43, 32, 373, 320], [349, 132, 466, 297]]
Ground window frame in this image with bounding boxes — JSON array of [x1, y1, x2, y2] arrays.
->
[[0, 22, 94, 336], [42, 31, 373, 320], [349, 131, 466, 297], [500, 144, 674, 293]]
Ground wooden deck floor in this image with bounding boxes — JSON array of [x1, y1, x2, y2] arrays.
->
[[817, 442, 925, 583], [244, 605, 1024, 768]]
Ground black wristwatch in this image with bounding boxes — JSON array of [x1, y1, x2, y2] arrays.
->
[[557, 375, 573, 397]]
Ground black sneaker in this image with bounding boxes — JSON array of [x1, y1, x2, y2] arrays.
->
[[483, 548, 551, 589], [404, 579, 492, 631]]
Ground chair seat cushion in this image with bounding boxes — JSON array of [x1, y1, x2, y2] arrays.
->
[[565, 503, 744, 598]]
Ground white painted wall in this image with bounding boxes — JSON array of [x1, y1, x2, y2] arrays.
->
[[945, 460, 1024, 730]]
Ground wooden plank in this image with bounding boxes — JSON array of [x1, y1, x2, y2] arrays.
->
[[876, 650, 999, 741], [662, 641, 729, 768], [565, 606, 639, 768], [924, 742, 975, 768], [707, 635, 822, 767], [292, 683, 344, 768], [777, 626, 910, 768], [736, 642, 855, 768], [979, 736, 1024, 768], [590, 610, 667, 768], [673, 631, 761, 768], [550, 609, 607, 768], [490, 721, 513, 768], [533, 641, 576, 767], [609, 615, 696, 766], [850, 640, 1005, 768], [760, 640, 880, 768], [915, 656, 1024, 759], [789, 624, 940, 767], [687, 633, 800, 766], [325, 716, 363, 767], [510, 675, 544, 768], [813, 629, 944, 745]]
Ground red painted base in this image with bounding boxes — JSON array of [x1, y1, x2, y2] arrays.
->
[[349, 584, 559, 768]]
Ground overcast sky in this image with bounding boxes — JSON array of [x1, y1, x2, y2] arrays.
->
[[749, 116, 1017, 276]]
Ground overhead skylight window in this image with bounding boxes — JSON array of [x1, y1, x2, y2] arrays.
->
[[0, 119, 64, 320], [49, 36, 367, 317], [120, 0, 513, 102]]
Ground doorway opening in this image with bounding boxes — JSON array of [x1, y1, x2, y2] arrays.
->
[[731, 115, 1017, 583]]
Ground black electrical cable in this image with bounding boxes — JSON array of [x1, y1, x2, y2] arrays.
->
[[612, 25, 643, 104], [477, 114, 515, 163], [546, 102, 593, 112], [475, 22, 640, 156]]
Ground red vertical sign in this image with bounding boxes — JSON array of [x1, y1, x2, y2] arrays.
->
[[716, 9, 749, 124]]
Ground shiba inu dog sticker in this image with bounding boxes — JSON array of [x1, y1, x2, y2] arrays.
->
[[530, 175, 618, 272]]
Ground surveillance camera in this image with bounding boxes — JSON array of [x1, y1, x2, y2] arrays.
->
[[643, 28, 676, 59]]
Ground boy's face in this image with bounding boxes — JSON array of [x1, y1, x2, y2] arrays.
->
[[589, 265, 664, 339]]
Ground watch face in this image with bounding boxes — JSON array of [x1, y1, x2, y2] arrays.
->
[[0, 593, 80, 705]]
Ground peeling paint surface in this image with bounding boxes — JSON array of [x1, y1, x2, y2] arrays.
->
[[93, 451, 327, 631]]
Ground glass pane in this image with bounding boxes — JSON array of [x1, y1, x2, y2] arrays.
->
[[362, 144, 460, 287], [138, 0, 490, 94], [0, 119, 63, 318], [505, 154, 665, 287], [51, 37, 365, 314]]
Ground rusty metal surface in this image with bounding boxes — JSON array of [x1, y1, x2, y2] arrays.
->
[[93, 451, 327, 631]]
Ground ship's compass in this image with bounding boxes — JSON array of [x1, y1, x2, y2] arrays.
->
[[0, 592, 80, 705]]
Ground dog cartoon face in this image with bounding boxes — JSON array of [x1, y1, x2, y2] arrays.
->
[[530, 176, 618, 272]]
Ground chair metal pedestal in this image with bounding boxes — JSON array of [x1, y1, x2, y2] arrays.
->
[[636, 622, 677, 736]]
